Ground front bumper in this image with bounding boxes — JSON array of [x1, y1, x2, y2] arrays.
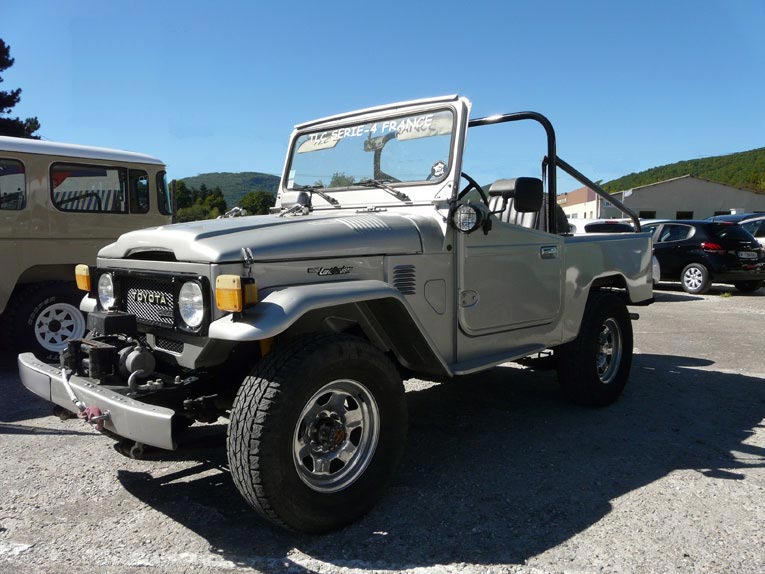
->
[[18, 353, 176, 450]]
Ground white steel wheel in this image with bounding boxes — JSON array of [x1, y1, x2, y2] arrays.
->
[[4, 282, 88, 360], [34, 301, 86, 352], [292, 379, 380, 493]]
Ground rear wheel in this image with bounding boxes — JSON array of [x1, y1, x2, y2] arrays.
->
[[733, 280, 763, 293], [556, 291, 634, 406], [3, 282, 87, 361], [227, 334, 407, 533], [681, 263, 710, 294]]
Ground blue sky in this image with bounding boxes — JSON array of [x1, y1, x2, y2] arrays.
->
[[3, 0, 764, 192]]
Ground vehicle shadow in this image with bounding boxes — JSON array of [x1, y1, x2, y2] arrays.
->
[[0, 351, 56, 423], [116, 353, 765, 571], [651, 289, 703, 302], [655, 282, 765, 297]]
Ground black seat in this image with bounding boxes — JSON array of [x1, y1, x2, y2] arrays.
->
[[488, 179, 541, 229], [487, 179, 570, 235]]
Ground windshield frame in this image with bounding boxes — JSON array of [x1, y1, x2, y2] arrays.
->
[[283, 104, 459, 198]]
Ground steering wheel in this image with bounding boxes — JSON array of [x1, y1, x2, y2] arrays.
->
[[457, 172, 489, 204]]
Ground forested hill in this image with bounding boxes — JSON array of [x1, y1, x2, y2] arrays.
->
[[602, 147, 765, 193], [179, 171, 280, 207]]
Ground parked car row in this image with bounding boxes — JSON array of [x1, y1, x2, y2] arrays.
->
[[569, 217, 765, 294], [642, 220, 764, 294], [740, 216, 765, 247]]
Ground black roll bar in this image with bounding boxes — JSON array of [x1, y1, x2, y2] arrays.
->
[[469, 112, 557, 233], [554, 157, 641, 232], [469, 112, 642, 233]]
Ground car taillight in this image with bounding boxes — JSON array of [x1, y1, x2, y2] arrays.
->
[[700, 242, 726, 254]]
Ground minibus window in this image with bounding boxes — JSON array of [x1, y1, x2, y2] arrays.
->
[[0, 158, 26, 210]]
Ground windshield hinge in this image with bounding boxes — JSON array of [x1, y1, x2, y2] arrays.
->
[[356, 206, 388, 213]]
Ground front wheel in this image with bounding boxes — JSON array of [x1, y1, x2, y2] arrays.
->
[[556, 291, 634, 406], [3, 282, 87, 361], [227, 334, 407, 533]]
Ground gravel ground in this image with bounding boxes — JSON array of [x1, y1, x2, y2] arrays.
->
[[1, 283, 763, 574]]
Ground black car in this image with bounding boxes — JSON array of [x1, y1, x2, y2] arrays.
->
[[706, 212, 764, 223], [642, 220, 765, 294]]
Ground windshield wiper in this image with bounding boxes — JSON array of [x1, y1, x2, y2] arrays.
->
[[293, 184, 341, 207], [354, 179, 411, 203]]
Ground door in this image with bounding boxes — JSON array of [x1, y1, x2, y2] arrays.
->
[[653, 223, 694, 276], [457, 218, 563, 336]]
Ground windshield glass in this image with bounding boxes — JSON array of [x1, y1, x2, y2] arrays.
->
[[287, 109, 454, 189]]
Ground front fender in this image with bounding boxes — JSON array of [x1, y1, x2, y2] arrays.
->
[[207, 280, 450, 375], [208, 280, 402, 340]]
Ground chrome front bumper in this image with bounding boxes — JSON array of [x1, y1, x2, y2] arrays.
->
[[17, 353, 176, 450]]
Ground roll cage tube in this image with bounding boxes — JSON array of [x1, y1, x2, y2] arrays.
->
[[468, 112, 558, 234], [552, 156, 642, 232]]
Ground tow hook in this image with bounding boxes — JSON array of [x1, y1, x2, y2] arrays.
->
[[79, 406, 111, 431], [629, 312, 640, 321], [58, 366, 111, 431]]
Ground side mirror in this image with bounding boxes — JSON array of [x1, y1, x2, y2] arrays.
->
[[488, 177, 544, 213]]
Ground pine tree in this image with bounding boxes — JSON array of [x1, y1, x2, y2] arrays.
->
[[0, 39, 41, 139]]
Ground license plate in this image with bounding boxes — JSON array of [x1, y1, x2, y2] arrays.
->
[[738, 251, 758, 259]]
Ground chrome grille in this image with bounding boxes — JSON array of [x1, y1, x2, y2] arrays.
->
[[155, 336, 184, 354], [123, 277, 175, 327]]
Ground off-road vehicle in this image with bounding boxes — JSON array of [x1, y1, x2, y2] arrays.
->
[[19, 95, 653, 532], [1, 136, 172, 358]]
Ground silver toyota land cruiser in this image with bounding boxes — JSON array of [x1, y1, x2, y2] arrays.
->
[[18, 95, 653, 533]]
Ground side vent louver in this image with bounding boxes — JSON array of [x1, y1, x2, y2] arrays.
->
[[393, 264, 416, 295]]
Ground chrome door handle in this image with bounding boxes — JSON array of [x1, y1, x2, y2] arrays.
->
[[540, 245, 558, 259]]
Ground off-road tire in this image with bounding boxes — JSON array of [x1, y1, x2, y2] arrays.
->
[[556, 291, 633, 406], [681, 263, 711, 294], [3, 282, 87, 361], [227, 334, 407, 533], [733, 280, 763, 293]]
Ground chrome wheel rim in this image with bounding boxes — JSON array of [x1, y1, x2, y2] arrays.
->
[[596, 318, 622, 384], [683, 267, 703, 291], [293, 379, 380, 493], [34, 302, 86, 352]]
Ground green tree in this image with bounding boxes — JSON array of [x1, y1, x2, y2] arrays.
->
[[329, 172, 355, 187], [172, 179, 193, 209], [238, 190, 275, 215], [176, 203, 210, 222], [0, 39, 40, 139], [203, 186, 227, 213]]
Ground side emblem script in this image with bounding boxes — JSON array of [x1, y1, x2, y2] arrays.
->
[[307, 266, 353, 276]]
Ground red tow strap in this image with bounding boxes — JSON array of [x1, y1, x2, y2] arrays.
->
[[79, 406, 106, 431]]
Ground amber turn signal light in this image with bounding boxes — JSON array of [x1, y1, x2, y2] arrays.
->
[[75, 264, 91, 292], [216, 275, 258, 312]]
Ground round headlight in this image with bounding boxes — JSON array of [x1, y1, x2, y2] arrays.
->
[[98, 273, 115, 310], [179, 282, 205, 328], [453, 204, 482, 233]]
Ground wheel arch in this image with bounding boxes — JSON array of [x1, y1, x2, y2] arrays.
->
[[207, 280, 450, 376], [560, 274, 635, 345], [1, 265, 77, 315], [16, 264, 77, 285]]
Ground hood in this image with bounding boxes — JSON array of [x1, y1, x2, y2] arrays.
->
[[99, 212, 430, 263]]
